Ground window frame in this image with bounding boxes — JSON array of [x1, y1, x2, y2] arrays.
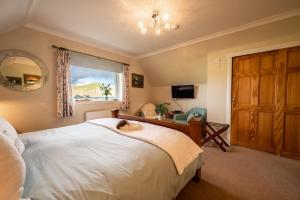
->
[[70, 65, 122, 104]]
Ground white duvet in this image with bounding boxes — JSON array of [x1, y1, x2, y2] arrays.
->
[[20, 122, 204, 200], [88, 118, 204, 174]]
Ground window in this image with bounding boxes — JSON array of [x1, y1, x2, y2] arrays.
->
[[70, 53, 123, 102]]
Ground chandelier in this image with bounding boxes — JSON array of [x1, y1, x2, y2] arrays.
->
[[137, 10, 179, 35]]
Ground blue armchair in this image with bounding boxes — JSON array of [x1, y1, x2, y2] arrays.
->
[[173, 107, 207, 128]]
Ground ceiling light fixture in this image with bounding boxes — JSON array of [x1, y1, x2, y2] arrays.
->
[[137, 10, 179, 35]]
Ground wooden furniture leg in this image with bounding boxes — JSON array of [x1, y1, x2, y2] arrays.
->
[[207, 124, 229, 146], [192, 168, 201, 183], [205, 132, 227, 152]]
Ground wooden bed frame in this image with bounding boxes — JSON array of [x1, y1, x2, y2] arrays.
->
[[111, 109, 202, 182]]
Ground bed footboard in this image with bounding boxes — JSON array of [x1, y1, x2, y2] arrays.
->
[[111, 109, 202, 146]]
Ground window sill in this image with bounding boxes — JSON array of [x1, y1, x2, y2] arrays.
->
[[74, 100, 120, 106]]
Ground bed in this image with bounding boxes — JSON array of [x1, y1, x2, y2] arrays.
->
[[17, 111, 204, 200]]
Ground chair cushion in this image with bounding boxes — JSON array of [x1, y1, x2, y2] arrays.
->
[[187, 112, 201, 122], [175, 120, 188, 124], [140, 103, 157, 118]]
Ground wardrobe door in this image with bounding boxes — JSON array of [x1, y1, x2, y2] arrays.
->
[[282, 47, 300, 159], [232, 46, 300, 158], [232, 55, 260, 149], [256, 52, 277, 153], [232, 52, 277, 152]]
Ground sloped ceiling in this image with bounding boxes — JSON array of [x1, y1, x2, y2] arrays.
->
[[139, 44, 208, 86], [0, 0, 32, 33], [1, 0, 300, 57]]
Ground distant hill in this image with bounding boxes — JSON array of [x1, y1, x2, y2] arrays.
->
[[72, 83, 116, 98]]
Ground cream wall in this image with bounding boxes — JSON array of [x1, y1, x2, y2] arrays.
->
[[0, 27, 150, 132], [138, 15, 300, 127], [151, 84, 206, 112]]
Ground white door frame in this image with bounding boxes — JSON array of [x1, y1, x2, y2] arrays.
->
[[225, 40, 300, 143]]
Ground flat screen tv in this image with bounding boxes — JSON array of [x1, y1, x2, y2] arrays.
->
[[171, 85, 194, 99]]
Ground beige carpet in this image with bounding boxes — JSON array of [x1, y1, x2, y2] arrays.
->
[[176, 145, 300, 200]]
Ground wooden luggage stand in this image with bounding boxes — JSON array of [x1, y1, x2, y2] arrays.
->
[[202, 122, 230, 152]]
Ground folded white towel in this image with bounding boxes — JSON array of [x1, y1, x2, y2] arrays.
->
[[119, 122, 141, 131]]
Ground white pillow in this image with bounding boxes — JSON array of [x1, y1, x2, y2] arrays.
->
[[0, 117, 25, 154], [0, 133, 26, 200]]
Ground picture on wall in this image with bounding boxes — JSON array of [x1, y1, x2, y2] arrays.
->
[[132, 73, 144, 88]]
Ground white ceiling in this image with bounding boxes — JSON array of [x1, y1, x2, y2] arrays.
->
[[0, 0, 31, 32], [1, 0, 300, 57]]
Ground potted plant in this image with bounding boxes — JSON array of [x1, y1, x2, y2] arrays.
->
[[155, 103, 169, 120], [98, 83, 112, 100]]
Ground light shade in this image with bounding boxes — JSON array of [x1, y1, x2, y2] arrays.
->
[[162, 14, 169, 21], [141, 27, 147, 34], [137, 22, 143, 28], [137, 10, 179, 35], [155, 29, 161, 35], [164, 23, 171, 30]]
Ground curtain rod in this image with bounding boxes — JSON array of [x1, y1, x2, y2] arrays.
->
[[51, 45, 129, 65]]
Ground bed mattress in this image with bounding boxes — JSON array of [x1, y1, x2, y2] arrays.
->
[[20, 122, 203, 200]]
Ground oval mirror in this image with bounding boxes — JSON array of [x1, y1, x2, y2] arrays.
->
[[0, 50, 48, 91]]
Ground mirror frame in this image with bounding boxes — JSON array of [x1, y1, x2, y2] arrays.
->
[[0, 49, 48, 92]]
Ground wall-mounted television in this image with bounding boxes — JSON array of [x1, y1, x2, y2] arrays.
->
[[171, 85, 194, 99]]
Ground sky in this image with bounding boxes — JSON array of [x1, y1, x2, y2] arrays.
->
[[71, 65, 116, 86]]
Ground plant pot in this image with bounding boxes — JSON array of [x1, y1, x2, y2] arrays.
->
[[105, 96, 108, 100], [158, 114, 162, 120]]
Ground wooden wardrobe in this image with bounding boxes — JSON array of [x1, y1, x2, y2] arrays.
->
[[231, 46, 300, 159]]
